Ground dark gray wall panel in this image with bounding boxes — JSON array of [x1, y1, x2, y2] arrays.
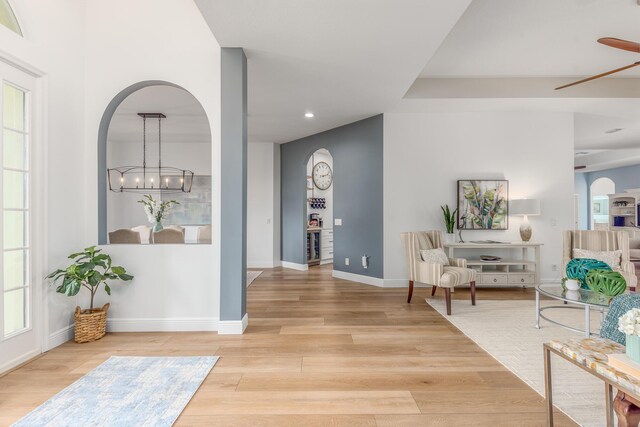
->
[[280, 115, 383, 279], [220, 48, 247, 321]]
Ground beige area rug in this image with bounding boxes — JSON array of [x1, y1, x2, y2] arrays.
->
[[247, 270, 262, 287], [426, 297, 610, 427]]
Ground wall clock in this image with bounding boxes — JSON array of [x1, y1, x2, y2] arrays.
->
[[312, 161, 333, 190]]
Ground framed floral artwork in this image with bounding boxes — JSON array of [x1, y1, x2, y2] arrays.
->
[[457, 180, 509, 230]]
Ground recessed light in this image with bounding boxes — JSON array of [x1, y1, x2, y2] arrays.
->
[[575, 151, 589, 156], [305, 112, 314, 118], [605, 128, 623, 134]]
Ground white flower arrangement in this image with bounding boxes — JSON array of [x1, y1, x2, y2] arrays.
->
[[618, 308, 640, 336], [137, 194, 179, 225]]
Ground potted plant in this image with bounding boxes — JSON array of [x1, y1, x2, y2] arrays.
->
[[138, 194, 179, 232], [441, 204, 457, 243], [46, 246, 133, 343], [619, 308, 640, 363], [561, 277, 581, 291]]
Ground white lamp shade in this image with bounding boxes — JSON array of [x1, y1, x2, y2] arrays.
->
[[510, 199, 540, 216]]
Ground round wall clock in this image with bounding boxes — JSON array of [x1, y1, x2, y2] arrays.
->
[[312, 161, 333, 190]]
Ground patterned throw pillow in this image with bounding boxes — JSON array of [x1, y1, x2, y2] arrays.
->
[[420, 248, 450, 265], [573, 248, 621, 270]]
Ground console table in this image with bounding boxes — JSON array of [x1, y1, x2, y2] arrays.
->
[[443, 241, 542, 287]]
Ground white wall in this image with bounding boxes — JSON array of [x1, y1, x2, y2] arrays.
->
[[80, 1, 221, 330], [0, 0, 222, 351], [247, 143, 281, 268], [89, 245, 217, 331], [384, 111, 575, 284], [306, 149, 334, 228], [107, 141, 212, 231], [0, 1, 87, 345]]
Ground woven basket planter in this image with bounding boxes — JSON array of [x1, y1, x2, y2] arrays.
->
[[74, 303, 110, 343]]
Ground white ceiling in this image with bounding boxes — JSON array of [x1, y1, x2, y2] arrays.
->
[[108, 85, 211, 144], [195, 0, 472, 143], [413, 0, 640, 171], [422, 0, 640, 78]]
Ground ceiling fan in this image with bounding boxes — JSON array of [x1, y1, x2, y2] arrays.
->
[[556, 38, 640, 90]]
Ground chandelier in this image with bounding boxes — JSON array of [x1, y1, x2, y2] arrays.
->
[[107, 113, 194, 193]]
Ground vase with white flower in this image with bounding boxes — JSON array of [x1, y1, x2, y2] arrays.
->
[[618, 308, 640, 363], [138, 194, 179, 232]]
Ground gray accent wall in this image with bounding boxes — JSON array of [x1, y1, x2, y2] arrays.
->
[[220, 48, 248, 321], [281, 115, 384, 278]]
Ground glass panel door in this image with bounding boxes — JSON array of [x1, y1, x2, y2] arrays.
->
[[2, 82, 29, 337], [0, 61, 39, 373]]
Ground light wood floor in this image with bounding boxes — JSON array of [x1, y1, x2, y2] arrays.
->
[[0, 265, 576, 426]]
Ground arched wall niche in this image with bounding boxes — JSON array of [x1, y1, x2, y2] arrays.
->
[[590, 177, 615, 230], [97, 80, 211, 244]]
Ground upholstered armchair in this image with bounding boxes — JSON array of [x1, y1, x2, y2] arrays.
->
[[400, 230, 476, 315], [563, 230, 637, 291]]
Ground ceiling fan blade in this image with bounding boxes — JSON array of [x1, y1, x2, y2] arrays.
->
[[574, 165, 586, 170], [598, 37, 640, 53], [555, 61, 640, 90]]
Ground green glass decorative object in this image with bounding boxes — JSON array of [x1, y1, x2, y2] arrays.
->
[[585, 269, 627, 296], [565, 258, 612, 289]]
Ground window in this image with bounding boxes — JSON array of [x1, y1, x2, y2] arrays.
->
[[0, 0, 21, 36], [2, 81, 29, 337]]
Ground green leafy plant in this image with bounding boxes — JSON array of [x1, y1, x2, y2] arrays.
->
[[46, 246, 133, 311], [441, 204, 457, 234]]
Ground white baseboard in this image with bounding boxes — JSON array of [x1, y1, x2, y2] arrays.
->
[[320, 259, 333, 266], [0, 348, 41, 375], [46, 324, 74, 350], [248, 260, 281, 269], [332, 270, 384, 287], [281, 261, 308, 271], [218, 313, 248, 335], [107, 317, 218, 332], [382, 279, 415, 288]]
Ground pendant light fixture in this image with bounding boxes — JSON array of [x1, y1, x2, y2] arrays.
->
[[107, 113, 194, 193]]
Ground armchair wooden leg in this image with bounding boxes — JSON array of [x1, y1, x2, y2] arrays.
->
[[431, 286, 437, 296], [444, 288, 452, 315], [470, 281, 476, 306], [407, 280, 414, 303]]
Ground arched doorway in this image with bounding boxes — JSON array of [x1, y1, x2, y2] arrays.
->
[[305, 148, 333, 267], [590, 177, 615, 230]]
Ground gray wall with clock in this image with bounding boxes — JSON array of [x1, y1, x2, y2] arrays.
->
[[280, 114, 383, 278]]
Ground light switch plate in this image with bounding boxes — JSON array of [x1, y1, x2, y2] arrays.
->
[[335, 218, 342, 226]]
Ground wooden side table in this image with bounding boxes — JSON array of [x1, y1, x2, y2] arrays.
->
[[544, 338, 640, 426]]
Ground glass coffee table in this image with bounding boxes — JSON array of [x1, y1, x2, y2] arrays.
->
[[535, 285, 612, 338]]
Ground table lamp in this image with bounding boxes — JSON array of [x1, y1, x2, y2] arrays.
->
[[510, 199, 541, 242]]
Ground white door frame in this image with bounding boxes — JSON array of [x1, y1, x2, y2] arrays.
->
[[0, 51, 48, 373]]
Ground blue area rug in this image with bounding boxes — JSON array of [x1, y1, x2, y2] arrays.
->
[[12, 355, 218, 427]]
